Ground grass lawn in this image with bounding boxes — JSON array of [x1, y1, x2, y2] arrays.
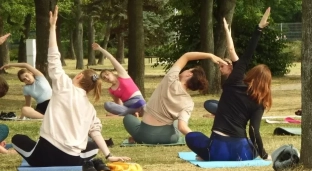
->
[[0, 60, 302, 171]]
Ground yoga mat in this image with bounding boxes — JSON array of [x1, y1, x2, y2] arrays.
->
[[18, 159, 81, 171], [120, 136, 185, 147], [178, 152, 272, 168], [265, 117, 301, 124], [262, 115, 301, 119], [273, 127, 301, 136]]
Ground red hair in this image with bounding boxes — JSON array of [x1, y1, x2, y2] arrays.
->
[[243, 64, 272, 110]]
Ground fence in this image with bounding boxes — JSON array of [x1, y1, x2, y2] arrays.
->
[[275, 23, 302, 41]]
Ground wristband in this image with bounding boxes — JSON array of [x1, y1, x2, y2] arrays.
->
[[105, 153, 112, 159]]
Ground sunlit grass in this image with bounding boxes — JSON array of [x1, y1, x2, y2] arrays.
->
[[0, 60, 302, 171]]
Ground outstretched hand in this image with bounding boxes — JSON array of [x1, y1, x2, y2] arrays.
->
[[0, 64, 10, 70], [49, 5, 58, 26], [108, 156, 131, 162], [0, 33, 11, 45], [259, 7, 270, 28], [211, 55, 228, 66], [92, 43, 102, 51]]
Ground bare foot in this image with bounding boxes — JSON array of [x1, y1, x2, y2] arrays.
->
[[106, 113, 119, 117], [203, 113, 215, 118], [132, 112, 139, 118], [128, 137, 136, 144]]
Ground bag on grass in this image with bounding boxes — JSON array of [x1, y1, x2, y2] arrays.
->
[[107, 162, 143, 171], [271, 144, 300, 171]]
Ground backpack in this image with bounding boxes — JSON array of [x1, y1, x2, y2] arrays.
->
[[271, 144, 300, 171], [107, 162, 143, 171]]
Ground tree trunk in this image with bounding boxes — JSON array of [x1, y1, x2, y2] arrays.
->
[[127, 0, 145, 97], [200, 0, 216, 94], [87, 16, 96, 66], [74, 0, 84, 69], [34, 0, 58, 76], [0, 17, 9, 74], [56, 13, 66, 66], [214, 0, 236, 87], [18, 14, 32, 63], [301, 0, 312, 168], [116, 32, 125, 64], [97, 18, 112, 65], [69, 29, 76, 60]]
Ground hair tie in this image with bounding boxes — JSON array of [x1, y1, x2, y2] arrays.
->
[[92, 74, 99, 82]]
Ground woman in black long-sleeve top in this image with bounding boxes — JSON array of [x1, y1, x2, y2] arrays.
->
[[185, 7, 272, 161]]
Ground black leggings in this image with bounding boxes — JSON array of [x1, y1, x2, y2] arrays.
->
[[12, 134, 98, 167]]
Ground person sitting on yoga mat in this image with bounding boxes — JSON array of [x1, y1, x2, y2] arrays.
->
[[203, 18, 240, 117], [92, 43, 145, 117], [0, 63, 52, 119], [186, 7, 272, 161], [123, 51, 227, 144], [12, 6, 130, 169]]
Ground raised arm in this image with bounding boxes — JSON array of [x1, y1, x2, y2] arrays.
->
[[172, 52, 227, 70], [0, 33, 11, 45], [223, 18, 239, 62], [49, 7, 58, 49], [47, 6, 68, 83], [0, 63, 43, 76], [225, 7, 270, 84], [92, 43, 128, 78]]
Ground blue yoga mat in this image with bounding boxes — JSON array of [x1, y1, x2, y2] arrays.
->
[[18, 159, 82, 171], [178, 152, 272, 168]]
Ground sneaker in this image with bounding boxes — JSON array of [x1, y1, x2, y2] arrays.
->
[[0, 112, 7, 120], [92, 158, 110, 171], [82, 160, 97, 171], [3, 112, 17, 120]]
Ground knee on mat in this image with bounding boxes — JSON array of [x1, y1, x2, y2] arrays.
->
[[11, 134, 23, 144]]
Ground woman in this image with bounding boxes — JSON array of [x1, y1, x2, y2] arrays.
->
[[185, 7, 272, 161], [92, 43, 145, 117], [123, 51, 227, 144], [203, 18, 240, 116], [12, 6, 130, 169], [0, 63, 52, 119]]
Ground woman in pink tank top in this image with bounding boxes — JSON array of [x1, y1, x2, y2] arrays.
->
[[92, 43, 146, 117]]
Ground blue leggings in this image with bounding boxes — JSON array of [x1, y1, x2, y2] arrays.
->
[[203, 100, 219, 115], [185, 132, 257, 161]]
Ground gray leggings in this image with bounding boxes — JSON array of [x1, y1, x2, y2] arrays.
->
[[123, 115, 180, 144], [104, 95, 145, 116]]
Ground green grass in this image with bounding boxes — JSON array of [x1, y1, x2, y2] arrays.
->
[[0, 60, 303, 171]]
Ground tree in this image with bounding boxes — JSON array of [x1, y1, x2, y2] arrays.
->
[[34, 0, 58, 76], [199, 0, 215, 94], [300, 0, 312, 168], [74, 0, 84, 69], [0, 17, 9, 74], [128, 0, 145, 97]]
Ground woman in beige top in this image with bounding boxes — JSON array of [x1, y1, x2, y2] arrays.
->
[[123, 52, 227, 144]]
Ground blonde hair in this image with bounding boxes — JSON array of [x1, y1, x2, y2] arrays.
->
[[79, 69, 102, 102]]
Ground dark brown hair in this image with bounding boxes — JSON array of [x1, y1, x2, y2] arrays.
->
[[0, 76, 9, 98], [186, 66, 208, 94]]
